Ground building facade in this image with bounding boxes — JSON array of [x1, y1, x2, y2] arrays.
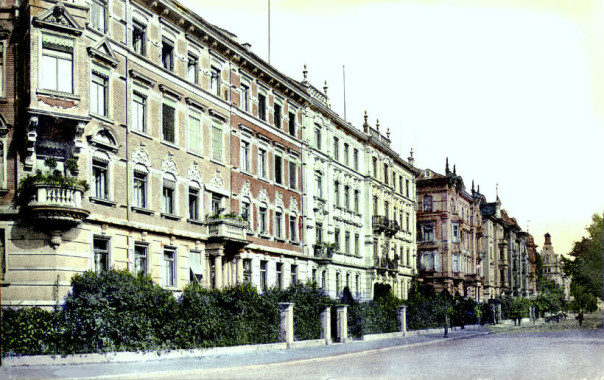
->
[[0, 0, 419, 307], [416, 161, 483, 301], [541, 233, 571, 301]]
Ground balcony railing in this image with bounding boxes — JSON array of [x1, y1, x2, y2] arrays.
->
[[27, 184, 90, 227], [372, 216, 400, 236], [374, 255, 399, 271], [313, 244, 335, 264], [206, 215, 248, 243]]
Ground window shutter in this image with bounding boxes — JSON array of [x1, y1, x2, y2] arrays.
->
[[188, 114, 201, 153], [163, 103, 175, 143], [211, 125, 222, 161]]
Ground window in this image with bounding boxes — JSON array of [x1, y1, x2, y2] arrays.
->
[[132, 92, 146, 132], [354, 190, 359, 212], [163, 248, 175, 287], [93, 237, 109, 273], [134, 243, 147, 276], [312, 268, 317, 283], [92, 159, 108, 199], [276, 263, 283, 290], [344, 144, 349, 166], [344, 186, 350, 209], [315, 222, 323, 244], [133, 171, 147, 208], [289, 215, 297, 242], [345, 231, 350, 254], [188, 187, 199, 220], [315, 172, 323, 198], [275, 211, 283, 238], [187, 55, 198, 84], [240, 83, 249, 112], [241, 200, 250, 222], [162, 39, 174, 71], [243, 259, 252, 283], [274, 103, 282, 127], [407, 248, 411, 267], [162, 99, 176, 143], [421, 222, 435, 242], [335, 228, 340, 249], [346, 273, 350, 290], [452, 222, 460, 243], [162, 178, 175, 215], [188, 109, 202, 154], [260, 261, 267, 291], [372, 157, 377, 178], [321, 270, 326, 289], [274, 153, 283, 184], [41, 39, 73, 93], [314, 127, 321, 149], [211, 194, 221, 216], [291, 264, 297, 284], [259, 207, 267, 234], [355, 274, 360, 295], [288, 111, 296, 136], [90, 0, 106, 32], [258, 93, 266, 120], [384, 164, 388, 185], [384, 201, 389, 218], [334, 181, 340, 205], [240, 140, 250, 172], [333, 137, 339, 160], [353, 149, 359, 171], [406, 213, 410, 232], [132, 22, 146, 55], [210, 67, 221, 97], [0, 43, 4, 97], [399, 176, 403, 195], [336, 272, 341, 293], [452, 254, 460, 272], [423, 195, 433, 212], [289, 161, 297, 190], [258, 148, 267, 178], [406, 179, 410, 198], [211, 122, 223, 161], [90, 71, 108, 116], [373, 196, 378, 214], [355, 234, 360, 256]]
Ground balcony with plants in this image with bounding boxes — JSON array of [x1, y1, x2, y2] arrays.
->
[[205, 212, 248, 244]]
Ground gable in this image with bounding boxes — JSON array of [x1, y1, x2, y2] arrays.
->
[[33, 3, 83, 36]]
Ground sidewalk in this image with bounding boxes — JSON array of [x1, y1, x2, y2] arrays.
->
[[0, 326, 489, 380]]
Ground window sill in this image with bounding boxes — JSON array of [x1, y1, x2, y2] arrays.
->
[[210, 158, 225, 167], [161, 213, 181, 221], [186, 150, 204, 159], [259, 233, 271, 240], [274, 182, 285, 189], [274, 237, 287, 243], [130, 206, 154, 215], [36, 89, 80, 101], [161, 141, 180, 150], [289, 240, 300, 246], [89, 197, 117, 207], [187, 218, 204, 226], [130, 129, 153, 140]]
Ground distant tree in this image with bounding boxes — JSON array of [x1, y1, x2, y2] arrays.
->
[[563, 213, 603, 310]]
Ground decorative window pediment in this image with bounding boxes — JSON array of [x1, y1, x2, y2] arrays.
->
[[33, 3, 83, 36], [88, 38, 118, 67], [87, 127, 118, 153]]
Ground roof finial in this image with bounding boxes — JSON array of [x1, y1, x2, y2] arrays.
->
[[387, 127, 390, 139], [363, 111, 369, 133], [323, 80, 328, 95], [408, 148, 415, 167], [303, 64, 308, 80], [376, 119, 380, 132], [446, 157, 450, 174], [477, 184, 480, 193], [453, 164, 456, 175], [496, 183, 499, 200], [472, 179, 475, 192]]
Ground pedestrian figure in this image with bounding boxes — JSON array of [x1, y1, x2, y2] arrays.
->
[[577, 311, 584, 327]]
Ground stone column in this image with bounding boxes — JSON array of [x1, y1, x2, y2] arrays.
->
[[336, 305, 348, 343], [215, 255, 223, 289], [321, 306, 332, 345], [236, 255, 243, 284], [278, 302, 294, 348], [398, 306, 407, 336]]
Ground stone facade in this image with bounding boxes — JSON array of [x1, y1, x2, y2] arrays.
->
[[541, 233, 571, 301], [0, 0, 419, 307], [416, 161, 483, 301]]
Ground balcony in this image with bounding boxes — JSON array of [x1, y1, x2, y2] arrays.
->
[[372, 216, 400, 236], [313, 243, 335, 264], [26, 184, 90, 228], [206, 215, 248, 244], [374, 254, 399, 273], [464, 273, 481, 285]]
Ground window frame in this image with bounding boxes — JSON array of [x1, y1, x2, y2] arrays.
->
[[274, 151, 283, 185], [188, 185, 200, 221], [210, 66, 221, 97], [93, 236, 110, 273], [162, 97, 177, 144], [161, 38, 174, 71], [240, 139, 251, 173], [134, 242, 148, 276], [258, 92, 267, 121], [92, 158, 109, 200], [187, 107, 202, 155], [90, 69, 108, 117], [163, 247, 176, 287], [133, 169, 148, 209], [132, 21, 146, 56], [132, 91, 147, 133], [211, 120, 223, 162], [41, 40, 74, 94], [90, 0, 107, 33]]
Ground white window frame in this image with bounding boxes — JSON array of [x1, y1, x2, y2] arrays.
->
[[134, 242, 148, 276], [211, 120, 223, 162], [41, 36, 74, 94], [132, 91, 147, 133], [162, 247, 176, 287], [187, 107, 202, 155]]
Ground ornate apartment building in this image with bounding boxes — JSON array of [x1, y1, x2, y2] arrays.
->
[[416, 161, 483, 301], [0, 0, 419, 307], [541, 233, 570, 301], [363, 114, 418, 300]]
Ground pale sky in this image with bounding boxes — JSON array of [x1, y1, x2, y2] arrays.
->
[[180, 0, 604, 255]]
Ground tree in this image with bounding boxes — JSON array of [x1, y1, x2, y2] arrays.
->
[[563, 213, 603, 309]]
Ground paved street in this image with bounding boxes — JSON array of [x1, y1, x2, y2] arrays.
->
[[2, 327, 604, 380]]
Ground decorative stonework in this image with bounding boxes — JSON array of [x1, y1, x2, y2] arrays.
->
[[290, 196, 298, 213], [210, 170, 223, 189], [275, 191, 284, 209], [38, 96, 77, 109], [132, 143, 150, 167], [33, 3, 83, 35], [188, 162, 202, 184], [258, 186, 269, 204], [240, 180, 252, 199], [161, 152, 177, 174]]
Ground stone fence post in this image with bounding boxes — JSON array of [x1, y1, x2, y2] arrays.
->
[[278, 302, 294, 348], [321, 306, 332, 345], [336, 305, 348, 343], [398, 306, 407, 336]]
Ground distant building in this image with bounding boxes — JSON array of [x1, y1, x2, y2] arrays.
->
[[416, 160, 483, 301], [541, 233, 571, 301]]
